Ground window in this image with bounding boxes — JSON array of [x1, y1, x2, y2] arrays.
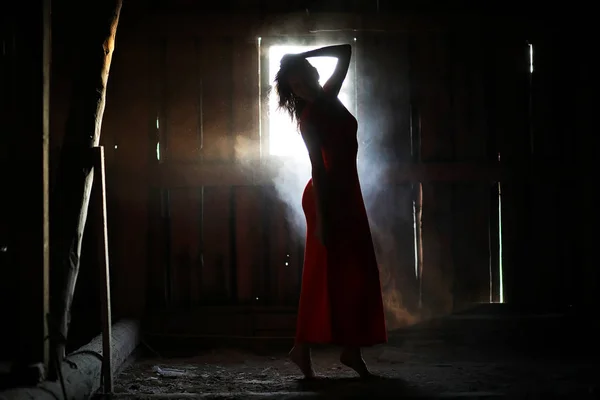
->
[[265, 44, 355, 159]]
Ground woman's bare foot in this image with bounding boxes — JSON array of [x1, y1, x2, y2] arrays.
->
[[340, 348, 374, 379], [288, 345, 315, 379]]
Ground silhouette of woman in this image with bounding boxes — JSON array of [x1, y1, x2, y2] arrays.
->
[[273, 44, 387, 379]]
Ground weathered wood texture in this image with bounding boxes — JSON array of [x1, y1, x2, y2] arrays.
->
[[521, 30, 595, 309], [0, 0, 50, 366], [51, 12, 594, 339], [49, 0, 122, 371], [0, 320, 140, 400], [100, 32, 151, 319], [446, 32, 494, 311], [91, 146, 113, 394], [483, 35, 531, 308], [411, 30, 537, 315], [357, 34, 418, 326], [410, 33, 455, 317], [108, 27, 498, 325]]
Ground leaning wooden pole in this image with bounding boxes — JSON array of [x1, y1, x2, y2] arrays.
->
[[49, 0, 122, 378]]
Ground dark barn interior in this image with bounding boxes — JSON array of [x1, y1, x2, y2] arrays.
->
[[1, 0, 597, 398]]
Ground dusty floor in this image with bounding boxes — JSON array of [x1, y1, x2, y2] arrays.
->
[[111, 339, 597, 399], [110, 305, 598, 398]]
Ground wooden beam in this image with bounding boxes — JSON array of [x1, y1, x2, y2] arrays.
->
[[49, 0, 122, 376], [91, 147, 113, 395], [106, 160, 572, 189], [0, 0, 51, 370], [127, 13, 540, 39], [0, 320, 140, 400]]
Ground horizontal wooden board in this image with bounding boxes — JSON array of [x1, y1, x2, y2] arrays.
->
[[106, 161, 572, 190], [127, 13, 541, 38]]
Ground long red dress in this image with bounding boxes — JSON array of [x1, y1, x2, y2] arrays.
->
[[295, 86, 388, 347]]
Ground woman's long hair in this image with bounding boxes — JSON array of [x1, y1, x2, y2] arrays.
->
[[273, 58, 318, 127]]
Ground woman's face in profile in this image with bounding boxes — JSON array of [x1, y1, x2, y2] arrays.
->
[[287, 62, 320, 100]]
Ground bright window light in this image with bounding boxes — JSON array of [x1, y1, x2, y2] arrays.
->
[[268, 45, 353, 158]]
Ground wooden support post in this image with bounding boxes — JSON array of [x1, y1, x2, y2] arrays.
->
[[415, 183, 424, 309], [0, 320, 140, 400], [0, 0, 51, 372], [411, 33, 455, 318], [49, 0, 122, 377], [91, 146, 113, 394]]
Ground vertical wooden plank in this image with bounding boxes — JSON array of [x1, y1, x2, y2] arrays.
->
[[448, 33, 492, 310], [202, 187, 232, 303], [530, 36, 580, 307], [420, 184, 454, 316], [287, 224, 304, 307], [357, 34, 418, 325], [98, 42, 124, 318], [234, 186, 264, 304], [47, 10, 86, 342], [0, 15, 12, 360], [50, 5, 96, 346], [101, 33, 152, 317], [48, 25, 73, 180], [450, 34, 488, 162], [371, 184, 419, 327], [94, 47, 119, 316], [91, 146, 113, 394], [232, 39, 263, 304], [146, 187, 170, 308], [410, 32, 455, 317], [95, 33, 120, 315], [163, 36, 202, 308], [146, 38, 169, 308], [71, 179, 102, 344], [1, 0, 49, 365], [357, 34, 412, 160], [165, 37, 201, 162], [528, 41, 559, 306], [201, 36, 234, 161], [488, 183, 501, 304], [268, 190, 296, 306], [198, 36, 235, 304], [169, 187, 202, 308], [484, 36, 531, 305], [232, 38, 260, 161], [451, 183, 491, 308], [413, 35, 454, 164], [569, 34, 596, 309]]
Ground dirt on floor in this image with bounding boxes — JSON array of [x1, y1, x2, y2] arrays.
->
[[110, 342, 597, 399]]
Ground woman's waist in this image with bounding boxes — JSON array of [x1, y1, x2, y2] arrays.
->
[[304, 175, 359, 195], [324, 160, 357, 176]]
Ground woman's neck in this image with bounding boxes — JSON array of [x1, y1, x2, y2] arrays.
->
[[303, 87, 324, 103]]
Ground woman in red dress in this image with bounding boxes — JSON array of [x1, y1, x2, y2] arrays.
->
[[274, 44, 387, 379]]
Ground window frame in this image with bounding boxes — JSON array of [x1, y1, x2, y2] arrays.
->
[[258, 34, 358, 161]]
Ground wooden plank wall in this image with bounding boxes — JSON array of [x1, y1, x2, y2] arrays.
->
[[484, 34, 531, 307], [357, 34, 418, 328], [514, 31, 594, 309], [47, 9, 103, 347], [0, 0, 50, 365], [411, 33, 456, 317], [102, 27, 501, 321], [101, 31, 151, 318], [94, 14, 590, 330], [410, 30, 524, 317]]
